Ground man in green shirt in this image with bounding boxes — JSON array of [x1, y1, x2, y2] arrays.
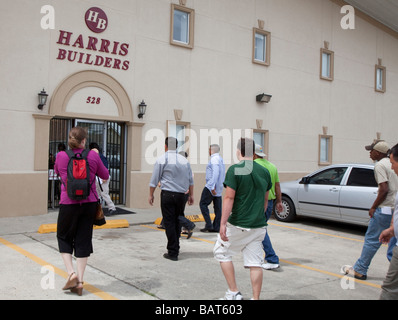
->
[[254, 144, 283, 270], [214, 138, 272, 300]]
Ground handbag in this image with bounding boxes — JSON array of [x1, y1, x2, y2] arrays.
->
[[94, 201, 106, 226], [93, 176, 106, 226]]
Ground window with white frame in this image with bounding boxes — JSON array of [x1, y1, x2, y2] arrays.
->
[[253, 129, 269, 159], [319, 135, 333, 165], [320, 48, 334, 81], [252, 28, 271, 66], [375, 64, 386, 93], [170, 4, 194, 49], [167, 120, 190, 154]]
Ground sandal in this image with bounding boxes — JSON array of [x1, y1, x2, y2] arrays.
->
[[70, 282, 84, 296], [62, 272, 78, 290]]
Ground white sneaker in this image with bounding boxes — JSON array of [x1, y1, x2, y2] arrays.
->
[[262, 263, 280, 270], [221, 290, 243, 300]]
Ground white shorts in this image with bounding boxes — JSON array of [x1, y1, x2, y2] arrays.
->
[[213, 223, 266, 268]]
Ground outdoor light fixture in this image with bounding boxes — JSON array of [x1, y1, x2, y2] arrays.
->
[[38, 89, 49, 110], [138, 100, 147, 119], [256, 93, 272, 103]]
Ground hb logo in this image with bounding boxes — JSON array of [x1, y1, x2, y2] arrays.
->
[[85, 7, 108, 33]]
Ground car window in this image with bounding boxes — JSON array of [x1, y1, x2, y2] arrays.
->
[[308, 167, 348, 185], [346, 168, 377, 187]]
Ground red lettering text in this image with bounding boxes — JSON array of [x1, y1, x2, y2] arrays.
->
[[99, 39, 110, 53], [57, 30, 72, 46], [57, 48, 67, 60], [122, 60, 130, 71], [72, 34, 84, 48], [86, 36, 98, 51], [119, 43, 129, 56]]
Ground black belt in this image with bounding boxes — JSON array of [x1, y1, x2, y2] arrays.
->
[[161, 190, 185, 196]]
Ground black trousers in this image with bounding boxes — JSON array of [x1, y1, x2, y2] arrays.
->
[[160, 190, 186, 257], [57, 202, 97, 258], [199, 187, 222, 232]]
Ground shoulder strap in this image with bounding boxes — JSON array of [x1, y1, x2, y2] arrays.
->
[[66, 149, 75, 159], [81, 149, 89, 159], [59, 150, 74, 188]]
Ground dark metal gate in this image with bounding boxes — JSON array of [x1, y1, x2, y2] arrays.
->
[[48, 118, 126, 208], [48, 118, 70, 208], [106, 122, 126, 207]]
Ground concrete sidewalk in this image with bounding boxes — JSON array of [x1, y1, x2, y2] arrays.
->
[[0, 205, 390, 302]]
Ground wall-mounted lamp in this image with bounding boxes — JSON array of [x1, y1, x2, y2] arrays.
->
[[256, 93, 272, 103], [138, 100, 147, 119], [38, 89, 49, 110]]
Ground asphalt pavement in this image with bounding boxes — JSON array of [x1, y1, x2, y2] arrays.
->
[[0, 205, 390, 304]]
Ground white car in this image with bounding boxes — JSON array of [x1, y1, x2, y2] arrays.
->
[[275, 164, 378, 226]]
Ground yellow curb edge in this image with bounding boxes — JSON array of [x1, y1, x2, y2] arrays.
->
[[154, 213, 215, 226], [38, 219, 130, 234]]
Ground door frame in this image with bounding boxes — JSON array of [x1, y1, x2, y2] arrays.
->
[[33, 70, 145, 213]]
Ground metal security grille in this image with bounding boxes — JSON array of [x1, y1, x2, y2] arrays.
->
[[48, 118, 126, 208], [48, 118, 71, 208], [106, 122, 125, 206]]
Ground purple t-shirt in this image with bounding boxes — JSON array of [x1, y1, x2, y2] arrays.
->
[[55, 149, 109, 205]]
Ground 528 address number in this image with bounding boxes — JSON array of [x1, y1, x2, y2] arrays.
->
[[86, 97, 101, 104]]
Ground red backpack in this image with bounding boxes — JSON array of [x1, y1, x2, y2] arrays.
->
[[62, 150, 92, 200]]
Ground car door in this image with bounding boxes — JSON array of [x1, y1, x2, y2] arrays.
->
[[339, 166, 378, 225], [298, 166, 348, 219]]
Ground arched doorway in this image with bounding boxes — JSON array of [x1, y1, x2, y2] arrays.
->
[[49, 70, 133, 121], [33, 70, 144, 212]]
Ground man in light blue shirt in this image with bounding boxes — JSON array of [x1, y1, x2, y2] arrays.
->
[[149, 149, 194, 195], [149, 137, 194, 261], [200, 144, 225, 232]]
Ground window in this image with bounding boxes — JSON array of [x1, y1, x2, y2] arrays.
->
[[252, 28, 271, 66], [253, 131, 264, 148], [308, 167, 348, 185], [320, 48, 334, 81], [319, 135, 333, 166], [167, 120, 191, 154], [375, 65, 386, 93], [170, 4, 194, 49], [253, 129, 269, 159], [347, 168, 377, 187]]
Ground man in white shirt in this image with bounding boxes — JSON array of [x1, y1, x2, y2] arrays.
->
[[379, 143, 398, 300], [343, 141, 398, 280]]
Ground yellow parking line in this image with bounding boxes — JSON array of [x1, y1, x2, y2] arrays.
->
[[279, 259, 381, 289], [0, 236, 118, 300], [141, 224, 381, 290]]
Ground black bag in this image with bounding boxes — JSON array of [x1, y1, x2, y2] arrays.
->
[[94, 201, 106, 226], [93, 177, 106, 226], [63, 150, 92, 200]]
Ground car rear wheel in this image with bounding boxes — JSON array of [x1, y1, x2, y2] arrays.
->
[[274, 196, 296, 222]]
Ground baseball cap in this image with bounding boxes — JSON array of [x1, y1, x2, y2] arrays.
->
[[255, 144, 267, 157], [365, 140, 390, 154], [365, 139, 384, 151], [373, 141, 390, 154]]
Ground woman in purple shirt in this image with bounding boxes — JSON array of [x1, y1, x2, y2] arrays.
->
[[55, 127, 109, 296]]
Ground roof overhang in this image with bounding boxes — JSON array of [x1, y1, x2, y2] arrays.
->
[[332, 0, 398, 38]]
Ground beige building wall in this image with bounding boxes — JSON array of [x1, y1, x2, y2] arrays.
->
[[0, 0, 397, 217]]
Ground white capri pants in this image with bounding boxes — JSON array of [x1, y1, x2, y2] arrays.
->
[[214, 223, 266, 268]]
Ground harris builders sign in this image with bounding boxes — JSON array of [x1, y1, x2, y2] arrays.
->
[[56, 7, 130, 71]]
